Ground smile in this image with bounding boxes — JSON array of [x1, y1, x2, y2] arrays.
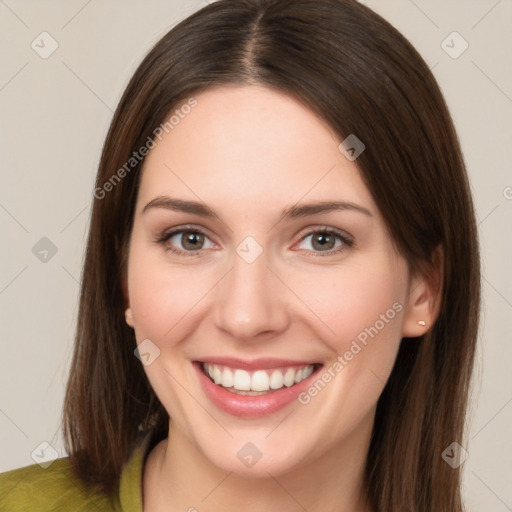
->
[[202, 362, 316, 394], [193, 358, 323, 417]]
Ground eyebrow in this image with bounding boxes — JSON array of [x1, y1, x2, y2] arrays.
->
[[142, 196, 373, 219]]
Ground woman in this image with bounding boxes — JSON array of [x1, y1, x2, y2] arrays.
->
[[0, 0, 480, 511]]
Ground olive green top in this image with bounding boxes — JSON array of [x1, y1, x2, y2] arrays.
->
[[0, 431, 156, 512]]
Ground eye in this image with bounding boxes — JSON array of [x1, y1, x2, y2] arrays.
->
[[295, 228, 353, 256], [155, 225, 353, 257], [156, 226, 215, 256]]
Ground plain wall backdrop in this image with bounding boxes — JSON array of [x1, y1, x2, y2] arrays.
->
[[0, 0, 511, 510]]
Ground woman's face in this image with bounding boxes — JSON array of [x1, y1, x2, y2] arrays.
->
[[125, 85, 421, 476]]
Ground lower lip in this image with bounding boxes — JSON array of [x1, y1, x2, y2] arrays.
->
[[193, 362, 322, 418]]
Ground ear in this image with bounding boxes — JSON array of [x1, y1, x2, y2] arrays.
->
[[121, 274, 135, 328], [402, 244, 444, 337], [125, 307, 134, 328]]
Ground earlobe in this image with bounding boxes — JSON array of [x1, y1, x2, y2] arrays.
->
[[121, 273, 134, 328], [402, 245, 444, 338], [402, 285, 434, 338], [125, 307, 134, 328]]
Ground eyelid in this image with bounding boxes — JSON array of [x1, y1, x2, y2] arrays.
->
[[156, 224, 354, 257], [158, 224, 214, 240], [295, 225, 353, 242], [292, 225, 354, 256], [155, 224, 217, 257]]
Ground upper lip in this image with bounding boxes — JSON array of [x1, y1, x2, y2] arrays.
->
[[196, 357, 321, 371]]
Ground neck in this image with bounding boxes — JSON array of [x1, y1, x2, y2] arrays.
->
[[143, 415, 374, 512]]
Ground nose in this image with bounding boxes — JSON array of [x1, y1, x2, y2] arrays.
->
[[213, 247, 290, 341]]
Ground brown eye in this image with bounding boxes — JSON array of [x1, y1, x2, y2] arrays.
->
[[311, 232, 336, 251], [157, 227, 215, 256], [295, 228, 354, 256], [179, 231, 205, 250]]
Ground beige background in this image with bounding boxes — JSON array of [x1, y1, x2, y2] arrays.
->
[[0, 0, 511, 509]]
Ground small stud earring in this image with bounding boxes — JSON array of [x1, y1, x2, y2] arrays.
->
[[417, 320, 426, 326]]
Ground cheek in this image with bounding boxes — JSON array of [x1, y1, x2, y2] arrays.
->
[[288, 256, 407, 358], [126, 244, 211, 343], [288, 258, 407, 437]]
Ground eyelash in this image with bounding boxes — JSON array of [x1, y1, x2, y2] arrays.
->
[[155, 225, 354, 258]]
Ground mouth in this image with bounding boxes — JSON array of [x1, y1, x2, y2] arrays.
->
[[200, 361, 321, 395], [192, 359, 323, 417]]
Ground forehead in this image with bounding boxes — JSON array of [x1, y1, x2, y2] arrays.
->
[[137, 84, 376, 216]]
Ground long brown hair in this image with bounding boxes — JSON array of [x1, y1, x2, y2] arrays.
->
[[61, 1, 481, 510]]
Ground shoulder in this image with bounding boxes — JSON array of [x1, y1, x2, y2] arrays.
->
[[0, 457, 117, 512]]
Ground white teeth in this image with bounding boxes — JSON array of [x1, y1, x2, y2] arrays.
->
[[213, 366, 222, 385], [283, 368, 295, 387], [233, 369, 251, 391], [269, 369, 284, 389], [302, 365, 314, 379], [251, 370, 270, 391], [202, 363, 316, 392], [221, 367, 234, 388]]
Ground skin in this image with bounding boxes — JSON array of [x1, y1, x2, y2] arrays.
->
[[124, 84, 439, 512]]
